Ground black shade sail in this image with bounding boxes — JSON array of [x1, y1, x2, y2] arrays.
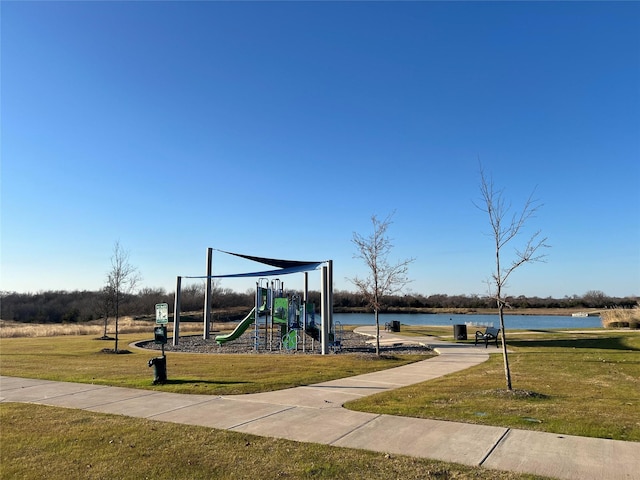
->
[[183, 250, 325, 279]]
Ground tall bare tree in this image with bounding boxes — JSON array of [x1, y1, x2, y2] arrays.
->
[[349, 213, 414, 355], [476, 166, 549, 390], [105, 241, 141, 352]]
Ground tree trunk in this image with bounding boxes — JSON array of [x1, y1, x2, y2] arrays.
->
[[498, 302, 512, 390], [114, 300, 119, 353], [374, 308, 380, 355]]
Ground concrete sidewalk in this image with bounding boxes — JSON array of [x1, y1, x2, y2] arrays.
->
[[1, 328, 637, 480]]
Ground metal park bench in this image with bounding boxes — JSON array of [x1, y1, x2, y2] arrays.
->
[[475, 326, 500, 348]]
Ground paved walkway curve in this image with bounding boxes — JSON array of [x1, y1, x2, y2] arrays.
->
[[1, 327, 637, 480]]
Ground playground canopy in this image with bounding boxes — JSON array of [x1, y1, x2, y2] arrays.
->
[[173, 248, 333, 352], [183, 250, 326, 279]]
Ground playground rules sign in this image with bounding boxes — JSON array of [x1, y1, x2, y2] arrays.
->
[[155, 303, 169, 324]]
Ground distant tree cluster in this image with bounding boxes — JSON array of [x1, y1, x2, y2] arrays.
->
[[1, 288, 636, 324], [1, 290, 101, 323]]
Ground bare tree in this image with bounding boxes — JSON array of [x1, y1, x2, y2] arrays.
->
[[349, 213, 414, 355], [105, 241, 141, 352], [475, 166, 549, 390], [98, 285, 115, 340]]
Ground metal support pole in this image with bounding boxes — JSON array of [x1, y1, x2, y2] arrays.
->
[[203, 247, 213, 339], [303, 271, 308, 352], [254, 282, 259, 351], [320, 265, 329, 355], [173, 276, 181, 346], [328, 259, 334, 336]]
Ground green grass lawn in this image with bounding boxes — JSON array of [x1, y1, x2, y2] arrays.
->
[[2, 330, 638, 440], [346, 329, 640, 441], [0, 403, 547, 480], [2, 327, 636, 479], [0, 333, 428, 395]]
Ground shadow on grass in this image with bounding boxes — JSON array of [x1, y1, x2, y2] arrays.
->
[[510, 335, 639, 351], [100, 348, 133, 354], [159, 379, 251, 386]]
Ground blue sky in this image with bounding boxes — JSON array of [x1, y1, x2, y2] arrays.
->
[[2, 1, 639, 299]]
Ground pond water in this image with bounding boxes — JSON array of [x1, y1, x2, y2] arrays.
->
[[331, 313, 603, 330]]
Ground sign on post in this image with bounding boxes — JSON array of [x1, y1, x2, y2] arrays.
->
[[155, 303, 169, 324], [154, 325, 168, 344]]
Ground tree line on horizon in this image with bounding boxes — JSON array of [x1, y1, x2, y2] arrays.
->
[[1, 287, 637, 324]]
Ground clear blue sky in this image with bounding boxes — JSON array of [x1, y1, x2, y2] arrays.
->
[[2, 1, 639, 299]]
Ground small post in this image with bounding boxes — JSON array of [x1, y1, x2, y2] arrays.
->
[[151, 324, 168, 384]]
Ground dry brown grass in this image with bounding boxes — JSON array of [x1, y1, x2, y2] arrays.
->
[[601, 308, 640, 328], [0, 317, 203, 338]]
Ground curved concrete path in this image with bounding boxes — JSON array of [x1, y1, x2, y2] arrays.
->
[[1, 327, 637, 480]]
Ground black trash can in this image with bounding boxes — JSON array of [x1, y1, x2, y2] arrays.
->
[[148, 356, 167, 384], [391, 320, 401, 332], [453, 324, 467, 341]]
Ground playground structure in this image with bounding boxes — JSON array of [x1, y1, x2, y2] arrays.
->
[[172, 249, 337, 354], [214, 278, 342, 352]]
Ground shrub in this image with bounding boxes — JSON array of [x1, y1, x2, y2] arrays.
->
[[602, 308, 640, 329]]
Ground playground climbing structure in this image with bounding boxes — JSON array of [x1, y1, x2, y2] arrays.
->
[[172, 249, 336, 354], [214, 278, 338, 353]]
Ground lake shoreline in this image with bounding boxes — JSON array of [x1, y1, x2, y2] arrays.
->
[[333, 307, 601, 316], [332, 311, 604, 329]]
